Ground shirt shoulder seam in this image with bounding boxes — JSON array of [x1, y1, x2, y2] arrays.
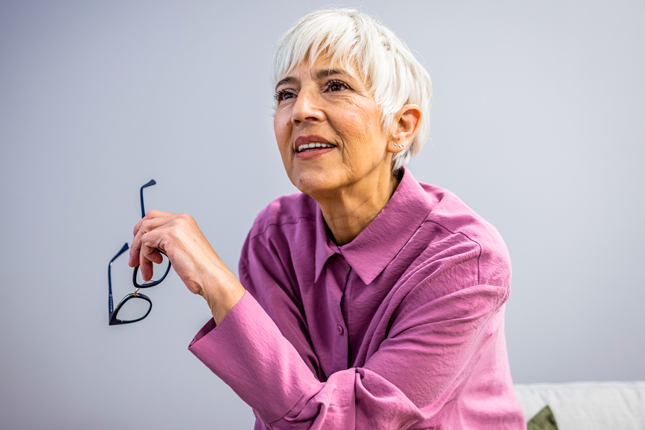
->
[[424, 219, 483, 285]]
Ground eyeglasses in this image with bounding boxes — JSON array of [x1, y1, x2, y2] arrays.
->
[[108, 179, 171, 325]]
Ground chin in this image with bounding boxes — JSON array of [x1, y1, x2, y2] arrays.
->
[[291, 169, 340, 196]]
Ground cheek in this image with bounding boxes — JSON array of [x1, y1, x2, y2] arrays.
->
[[336, 105, 384, 154], [273, 114, 291, 151]]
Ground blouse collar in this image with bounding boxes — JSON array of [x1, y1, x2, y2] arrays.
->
[[314, 167, 434, 285]]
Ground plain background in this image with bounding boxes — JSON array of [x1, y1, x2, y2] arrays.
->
[[1, 0, 643, 428]]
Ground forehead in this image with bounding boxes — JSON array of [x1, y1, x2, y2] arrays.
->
[[275, 56, 365, 88]]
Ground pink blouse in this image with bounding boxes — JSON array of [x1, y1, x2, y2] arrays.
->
[[189, 167, 526, 429]]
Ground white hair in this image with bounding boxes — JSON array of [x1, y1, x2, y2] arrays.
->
[[271, 8, 433, 173]]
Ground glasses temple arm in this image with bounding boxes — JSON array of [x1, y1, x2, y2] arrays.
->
[[108, 242, 130, 317], [139, 179, 156, 218]]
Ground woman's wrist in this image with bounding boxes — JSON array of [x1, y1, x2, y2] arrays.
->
[[201, 271, 246, 326]]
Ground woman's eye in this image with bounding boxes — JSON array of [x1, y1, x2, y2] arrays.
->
[[326, 80, 349, 92], [275, 89, 296, 102]]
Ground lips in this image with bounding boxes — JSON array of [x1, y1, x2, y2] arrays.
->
[[294, 135, 336, 153]]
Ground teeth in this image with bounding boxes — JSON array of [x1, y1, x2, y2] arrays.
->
[[297, 142, 335, 152]]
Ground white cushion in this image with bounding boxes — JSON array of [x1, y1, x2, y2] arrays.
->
[[514, 381, 645, 430]]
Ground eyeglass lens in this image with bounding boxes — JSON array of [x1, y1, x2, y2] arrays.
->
[[112, 293, 152, 324]]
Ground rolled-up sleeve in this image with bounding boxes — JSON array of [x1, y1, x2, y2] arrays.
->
[[189, 291, 319, 423]]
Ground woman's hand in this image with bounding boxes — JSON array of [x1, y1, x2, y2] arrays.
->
[[128, 210, 245, 325]]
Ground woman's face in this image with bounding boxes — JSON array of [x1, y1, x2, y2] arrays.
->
[[273, 57, 393, 196]]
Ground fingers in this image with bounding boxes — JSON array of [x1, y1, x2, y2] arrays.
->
[[127, 210, 211, 286], [129, 211, 173, 282], [132, 209, 169, 237], [146, 248, 164, 264], [140, 258, 154, 283], [137, 229, 166, 282], [128, 213, 169, 267]]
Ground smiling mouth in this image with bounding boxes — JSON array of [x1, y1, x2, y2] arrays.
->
[[296, 142, 336, 153]]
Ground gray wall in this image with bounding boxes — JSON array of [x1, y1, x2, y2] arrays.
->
[[1, 0, 643, 428]]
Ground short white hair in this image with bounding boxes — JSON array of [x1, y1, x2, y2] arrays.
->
[[271, 8, 433, 173]]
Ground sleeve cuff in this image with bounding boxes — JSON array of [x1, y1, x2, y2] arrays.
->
[[188, 290, 317, 423]]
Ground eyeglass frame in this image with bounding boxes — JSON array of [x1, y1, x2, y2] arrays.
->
[[107, 179, 172, 325]]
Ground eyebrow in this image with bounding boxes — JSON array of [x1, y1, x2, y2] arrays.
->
[[315, 68, 349, 79], [275, 68, 351, 91]]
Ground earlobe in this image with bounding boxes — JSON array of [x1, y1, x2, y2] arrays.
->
[[387, 139, 406, 154]]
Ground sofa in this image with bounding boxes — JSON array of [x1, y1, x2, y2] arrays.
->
[[514, 381, 645, 429]]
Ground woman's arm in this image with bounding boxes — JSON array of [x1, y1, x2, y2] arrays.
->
[[189, 278, 513, 429]]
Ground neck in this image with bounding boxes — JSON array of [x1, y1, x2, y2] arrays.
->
[[314, 166, 400, 246]]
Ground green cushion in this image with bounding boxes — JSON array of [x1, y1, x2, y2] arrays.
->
[[527, 405, 559, 430]]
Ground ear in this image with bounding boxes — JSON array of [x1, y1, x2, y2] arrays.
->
[[387, 104, 422, 154]]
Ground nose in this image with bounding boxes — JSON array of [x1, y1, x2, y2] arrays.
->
[[291, 86, 324, 125]]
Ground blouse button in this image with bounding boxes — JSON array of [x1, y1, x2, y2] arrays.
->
[[336, 325, 344, 335]]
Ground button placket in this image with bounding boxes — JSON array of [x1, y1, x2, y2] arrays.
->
[[331, 253, 350, 371], [336, 250, 350, 338]]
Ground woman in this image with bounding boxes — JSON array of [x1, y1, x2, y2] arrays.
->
[[128, 9, 526, 429]]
